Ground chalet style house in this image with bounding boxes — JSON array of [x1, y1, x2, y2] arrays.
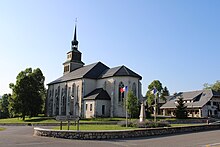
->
[[160, 89, 220, 118]]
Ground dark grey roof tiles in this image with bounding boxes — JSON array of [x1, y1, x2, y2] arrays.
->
[[48, 62, 142, 85], [84, 88, 111, 100], [100, 65, 142, 79], [160, 89, 218, 109], [48, 62, 109, 85]]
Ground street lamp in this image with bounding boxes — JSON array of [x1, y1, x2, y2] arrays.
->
[[71, 95, 80, 131]]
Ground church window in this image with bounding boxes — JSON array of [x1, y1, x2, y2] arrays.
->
[[104, 81, 107, 90], [55, 86, 60, 115], [132, 82, 137, 96], [90, 104, 92, 111], [102, 105, 105, 115], [86, 104, 88, 111], [76, 85, 79, 102], [118, 82, 124, 102], [68, 87, 71, 103], [72, 83, 75, 98]]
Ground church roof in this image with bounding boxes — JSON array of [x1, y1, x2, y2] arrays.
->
[[99, 65, 142, 80], [48, 62, 109, 85], [84, 88, 111, 100], [48, 62, 142, 85]]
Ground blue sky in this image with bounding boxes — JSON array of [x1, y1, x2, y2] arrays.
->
[[0, 0, 220, 96]]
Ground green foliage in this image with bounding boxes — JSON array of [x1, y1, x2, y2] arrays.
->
[[0, 127, 6, 131], [176, 96, 188, 119], [9, 68, 46, 120], [146, 80, 163, 106], [0, 94, 10, 118], [53, 124, 134, 130], [161, 86, 170, 97], [126, 90, 139, 118], [204, 80, 220, 93], [118, 120, 171, 128]]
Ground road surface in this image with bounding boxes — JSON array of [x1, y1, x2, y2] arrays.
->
[[0, 126, 220, 147]]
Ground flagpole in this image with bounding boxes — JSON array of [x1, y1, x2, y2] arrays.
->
[[125, 90, 128, 127], [154, 93, 157, 122]]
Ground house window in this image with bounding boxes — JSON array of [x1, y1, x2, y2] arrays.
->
[[118, 82, 124, 102], [90, 104, 92, 111], [102, 105, 105, 115], [86, 104, 88, 111], [207, 101, 211, 105]]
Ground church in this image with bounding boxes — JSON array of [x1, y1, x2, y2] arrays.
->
[[46, 26, 142, 118]]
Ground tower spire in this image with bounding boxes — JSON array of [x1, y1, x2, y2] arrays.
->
[[71, 18, 78, 50], [74, 24, 77, 41]]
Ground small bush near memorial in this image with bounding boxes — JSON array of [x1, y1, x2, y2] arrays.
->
[[118, 120, 171, 128]]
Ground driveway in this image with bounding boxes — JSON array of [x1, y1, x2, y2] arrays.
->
[[0, 126, 220, 147]]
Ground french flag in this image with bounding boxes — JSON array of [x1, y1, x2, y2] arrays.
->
[[151, 87, 157, 95], [120, 86, 128, 93]]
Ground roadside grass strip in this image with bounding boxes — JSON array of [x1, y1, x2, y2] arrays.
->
[[53, 124, 134, 130], [0, 127, 6, 131]]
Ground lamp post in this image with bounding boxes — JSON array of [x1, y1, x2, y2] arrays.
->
[[71, 95, 80, 131]]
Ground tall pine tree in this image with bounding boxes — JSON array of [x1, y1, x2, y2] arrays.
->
[[176, 96, 188, 119]]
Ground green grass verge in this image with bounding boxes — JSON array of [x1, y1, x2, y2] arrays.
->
[[53, 124, 134, 130], [0, 127, 6, 131], [0, 117, 57, 123], [54, 123, 205, 131], [171, 123, 205, 127], [0, 117, 127, 124]]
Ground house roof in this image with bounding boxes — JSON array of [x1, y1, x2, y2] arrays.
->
[[160, 89, 220, 109], [84, 88, 111, 100], [99, 65, 142, 80], [48, 62, 142, 85]]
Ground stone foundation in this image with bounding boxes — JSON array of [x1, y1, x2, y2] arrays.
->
[[34, 124, 220, 140]]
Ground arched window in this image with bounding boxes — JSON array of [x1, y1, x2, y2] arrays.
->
[[132, 82, 137, 96], [61, 86, 67, 115], [72, 83, 75, 97], [55, 86, 60, 115], [118, 82, 124, 102], [104, 81, 107, 90]]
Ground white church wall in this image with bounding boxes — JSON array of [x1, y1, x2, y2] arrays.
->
[[95, 100, 111, 117], [97, 76, 140, 117], [84, 100, 95, 118], [83, 79, 97, 96]]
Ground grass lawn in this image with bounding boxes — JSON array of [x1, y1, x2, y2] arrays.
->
[[171, 123, 206, 127], [0, 127, 6, 131], [0, 116, 126, 124], [0, 117, 57, 123], [53, 123, 205, 131], [53, 124, 134, 130]]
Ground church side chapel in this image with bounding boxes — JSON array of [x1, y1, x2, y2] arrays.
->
[[46, 25, 142, 118]]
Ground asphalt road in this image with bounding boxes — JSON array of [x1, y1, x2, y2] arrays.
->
[[0, 126, 220, 147]]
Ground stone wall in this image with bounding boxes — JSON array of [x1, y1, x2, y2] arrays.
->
[[34, 124, 220, 140]]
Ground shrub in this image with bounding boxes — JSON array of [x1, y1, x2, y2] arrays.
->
[[117, 120, 133, 127], [128, 120, 170, 128]]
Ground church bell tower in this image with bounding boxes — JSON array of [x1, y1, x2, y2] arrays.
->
[[63, 25, 84, 74]]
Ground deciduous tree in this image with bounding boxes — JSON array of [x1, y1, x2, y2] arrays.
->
[[204, 80, 220, 93], [0, 94, 10, 118], [9, 68, 45, 120], [126, 90, 139, 118]]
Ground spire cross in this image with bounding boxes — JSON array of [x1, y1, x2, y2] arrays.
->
[[75, 18, 78, 24]]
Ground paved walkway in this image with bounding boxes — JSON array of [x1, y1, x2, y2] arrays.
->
[[0, 126, 220, 147]]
